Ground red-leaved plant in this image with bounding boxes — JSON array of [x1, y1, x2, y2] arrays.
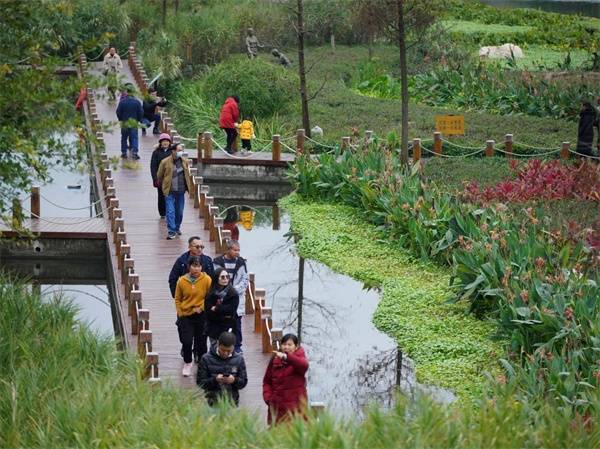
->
[[462, 159, 600, 203]]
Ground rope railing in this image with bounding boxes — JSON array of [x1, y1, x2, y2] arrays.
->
[[39, 193, 110, 210], [421, 145, 486, 158], [495, 146, 561, 158]]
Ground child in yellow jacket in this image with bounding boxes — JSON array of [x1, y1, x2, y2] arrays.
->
[[237, 115, 255, 153], [174, 255, 212, 376]]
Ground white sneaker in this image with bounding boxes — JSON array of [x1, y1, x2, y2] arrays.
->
[[182, 362, 193, 377]]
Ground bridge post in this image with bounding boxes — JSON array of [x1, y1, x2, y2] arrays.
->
[[188, 167, 197, 199], [434, 132, 443, 156], [272, 205, 280, 231], [30, 186, 40, 219], [296, 129, 305, 155], [271, 328, 283, 351], [254, 288, 266, 333], [193, 176, 202, 208], [272, 134, 281, 161], [505, 134, 513, 159], [485, 140, 495, 157], [197, 132, 203, 161], [412, 138, 421, 163], [199, 185, 209, 218], [203, 132, 213, 159], [204, 197, 214, 230], [245, 273, 255, 315], [561, 142, 570, 159]]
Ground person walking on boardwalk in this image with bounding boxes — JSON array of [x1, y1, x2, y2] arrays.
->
[[219, 95, 240, 154], [142, 91, 167, 136], [115, 85, 143, 159], [213, 240, 248, 354], [205, 268, 239, 349], [262, 333, 309, 425], [156, 143, 193, 240], [197, 331, 248, 406], [174, 256, 212, 377], [236, 115, 255, 154], [102, 47, 122, 100], [150, 133, 172, 219], [169, 236, 215, 298]]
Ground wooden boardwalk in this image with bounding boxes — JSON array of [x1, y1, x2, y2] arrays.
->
[[90, 60, 269, 415], [0, 217, 106, 239]]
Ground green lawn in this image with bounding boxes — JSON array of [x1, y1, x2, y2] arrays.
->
[[277, 45, 578, 148], [442, 19, 533, 34]]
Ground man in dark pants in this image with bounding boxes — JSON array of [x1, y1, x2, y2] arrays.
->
[[142, 91, 167, 136], [219, 95, 240, 154], [115, 85, 143, 159], [150, 133, 172, 218], [213, 240, 248, 354], [197, 331, 248, 406], [169, 236, 215, 297]]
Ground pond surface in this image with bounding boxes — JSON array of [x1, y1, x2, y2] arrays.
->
[[215, 195, 455, 417], [0, 258, 116, 337], [480, 0, 600, 18]]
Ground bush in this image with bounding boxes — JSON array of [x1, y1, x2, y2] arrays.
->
[[200, 57, 298, 118]]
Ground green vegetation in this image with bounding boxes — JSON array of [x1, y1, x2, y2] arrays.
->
[[3, 280, 597, 448], [281, 195, 501, 400], [288, 144, 599, 413]]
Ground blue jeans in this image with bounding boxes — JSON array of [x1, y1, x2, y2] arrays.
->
[[165, 191, 185, 234], [234, 315, 243, 352], [120, 127, 139, 155], [141, 114, 160, 129]]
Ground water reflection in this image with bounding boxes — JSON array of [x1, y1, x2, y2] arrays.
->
[[1, 258, 117, 337]]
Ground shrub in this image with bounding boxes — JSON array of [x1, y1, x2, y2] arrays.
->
[[200, 57, 298, 119]]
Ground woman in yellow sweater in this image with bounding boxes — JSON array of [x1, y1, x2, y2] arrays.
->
[[174, 256, 212, 377]]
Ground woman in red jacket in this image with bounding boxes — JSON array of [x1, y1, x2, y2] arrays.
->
[[262, 333, 309, 425], [219, 95, 240, 154]]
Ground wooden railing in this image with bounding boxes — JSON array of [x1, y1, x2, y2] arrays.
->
[[78, 52, 160, 384]]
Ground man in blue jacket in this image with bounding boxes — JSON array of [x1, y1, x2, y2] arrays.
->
[[116, 84, 143, 159], [168, 236, 215, 298]]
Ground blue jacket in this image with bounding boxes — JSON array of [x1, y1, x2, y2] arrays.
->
[[116, 95, 143, 125], [168, 251, 215, 297]]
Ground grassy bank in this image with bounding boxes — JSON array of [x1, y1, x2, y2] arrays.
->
[[2, 280, 596, 448], [280, 195, 502, 401]]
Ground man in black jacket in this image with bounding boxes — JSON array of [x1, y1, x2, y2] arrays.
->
[[197, 332, 247, 406], [168, 236, 215, 297], [142, 92, 167, 136], [150, 133, 173, 218]]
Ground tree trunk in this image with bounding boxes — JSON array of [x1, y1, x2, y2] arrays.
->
[[174, 0, 179, 13], [396, 0, 409, 165], [162, 0, 167, 27], [368, 34, 373, 61], [297, 0, 311, 137], [330, 32, 335, 53]]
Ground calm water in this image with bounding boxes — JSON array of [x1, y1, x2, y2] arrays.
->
[[480, 0, 600, 18], [216, 198, 455, 416], [0, 259, 116, 336]]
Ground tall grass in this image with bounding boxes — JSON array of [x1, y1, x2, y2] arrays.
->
[[0, 276, 597, 447]]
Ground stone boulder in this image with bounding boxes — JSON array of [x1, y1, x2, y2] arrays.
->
[[479, 43, 524, 59]]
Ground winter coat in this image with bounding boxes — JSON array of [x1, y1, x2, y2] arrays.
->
[[197, 346, 248, 406], [143, 98, 167, 120], [262, 347, 309, 424], [174, 272, 212, 317], [238, 120, 254, 140], [204, 286, 239, 339], [219, 97, 239, 129], [156, 155, 193, 197], [150, 146, 172, 186], [213, 255, 249, 315], [116, 96, 143, 126], [576, 106, 597, 155], [168, 252, 215, 297], [102, 53, 122, 74]]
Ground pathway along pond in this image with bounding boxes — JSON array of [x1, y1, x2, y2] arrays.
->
[[215, 190, 455, 417]]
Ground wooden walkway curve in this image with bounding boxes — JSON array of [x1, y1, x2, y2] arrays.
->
[[88, 59, 270, 414]]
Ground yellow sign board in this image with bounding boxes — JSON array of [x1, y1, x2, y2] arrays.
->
[[435, 115, 465, 136]]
